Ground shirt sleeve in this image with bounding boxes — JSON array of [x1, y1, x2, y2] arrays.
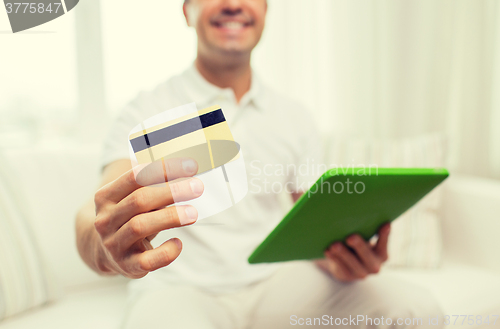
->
[[100, 102, 144, 171], [287, 105, 325, 194]]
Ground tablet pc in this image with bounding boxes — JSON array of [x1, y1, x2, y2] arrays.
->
[[248, 167, 449, 264]]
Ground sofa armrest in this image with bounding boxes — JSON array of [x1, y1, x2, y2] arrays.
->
[[440, 175, 500, 273]]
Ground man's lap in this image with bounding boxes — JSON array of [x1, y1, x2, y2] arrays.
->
[[121, 261, 444, 329]]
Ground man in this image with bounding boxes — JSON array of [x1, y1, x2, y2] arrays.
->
[[76, 0, 444, 328]]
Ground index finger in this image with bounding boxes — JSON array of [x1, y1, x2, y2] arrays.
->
[[374, 222, 391, 260], [104, 157, 198, 203]]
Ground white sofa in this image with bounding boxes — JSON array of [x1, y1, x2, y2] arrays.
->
[[0, 144, 499, 329]]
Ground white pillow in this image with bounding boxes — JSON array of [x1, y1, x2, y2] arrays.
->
[[0, 151, 59, 321], [327, 133, 447, 269]]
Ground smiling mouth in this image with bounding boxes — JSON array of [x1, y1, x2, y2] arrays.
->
[[211, 21, 253, 30]]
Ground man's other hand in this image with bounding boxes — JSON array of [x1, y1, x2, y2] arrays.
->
[[92, 158, 203, 279], [315, 223, 391, 282]]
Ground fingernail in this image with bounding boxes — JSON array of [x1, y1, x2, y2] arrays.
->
[[190, 179, 204, 195], [182, 159, 197, 174], [173, 238, 182, 250], [182, 206, 198, 224]]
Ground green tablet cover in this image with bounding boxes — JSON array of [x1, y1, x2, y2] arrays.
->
[[248, 168, 449, 264]]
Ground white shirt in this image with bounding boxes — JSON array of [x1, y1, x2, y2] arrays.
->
[[101, 64, 323, 293]]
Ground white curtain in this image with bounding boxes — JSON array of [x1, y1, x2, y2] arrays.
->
[[252, 0, 500, 179]]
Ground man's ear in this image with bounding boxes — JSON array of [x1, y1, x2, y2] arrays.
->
[[183, 2, 192, 27]]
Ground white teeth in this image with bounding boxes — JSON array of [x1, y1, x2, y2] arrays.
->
[[220, 22, 244, 29]]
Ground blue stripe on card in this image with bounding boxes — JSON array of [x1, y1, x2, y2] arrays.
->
[[130, 109, 225, 153]]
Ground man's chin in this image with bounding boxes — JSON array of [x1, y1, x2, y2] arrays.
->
[[213, 45, 254, 57]]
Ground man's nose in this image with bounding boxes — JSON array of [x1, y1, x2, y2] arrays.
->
[[220, 0, 244, 14]]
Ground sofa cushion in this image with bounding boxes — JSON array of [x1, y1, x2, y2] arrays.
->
[[0, 151, 59, 321], [0, 144, 113, 292], [382, 262, 500, 329], [441, 175, 500, 273], [0, 282, 127, 329]]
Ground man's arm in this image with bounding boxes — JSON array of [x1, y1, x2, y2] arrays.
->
[[76, 158, 203, 278], [291, 192, 390, 282]]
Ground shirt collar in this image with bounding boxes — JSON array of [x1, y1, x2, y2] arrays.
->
[[181, 62, 265, 111]]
